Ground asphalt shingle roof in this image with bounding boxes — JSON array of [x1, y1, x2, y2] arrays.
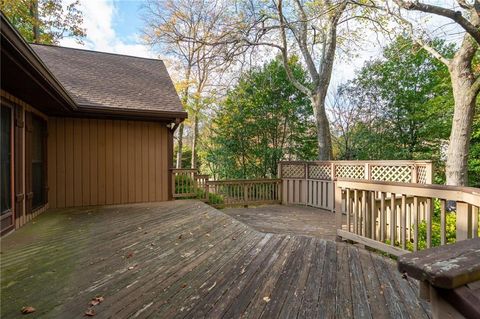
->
[[31, 44, 185, 115]]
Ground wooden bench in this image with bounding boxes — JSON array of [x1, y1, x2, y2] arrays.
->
[[398, 238, 480, 319]]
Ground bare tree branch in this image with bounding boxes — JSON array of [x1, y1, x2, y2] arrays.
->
[[393, 0, 480, 44]]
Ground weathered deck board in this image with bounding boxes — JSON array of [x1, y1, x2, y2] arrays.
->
[[1, 200, 430, 318], [223, 204, 339, 240]]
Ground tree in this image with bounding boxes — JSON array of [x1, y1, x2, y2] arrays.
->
[[1, 0, 85, 44], [332, 36, 480, 186], [236, 0, 357, 160], [143, 0, 235, 169], [207, 56, 317, 179], [370, 0, 480, 186]]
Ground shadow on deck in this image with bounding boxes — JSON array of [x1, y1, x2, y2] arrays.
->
[[1, 200, 430, 318]]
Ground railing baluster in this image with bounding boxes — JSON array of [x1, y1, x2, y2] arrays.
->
[[401, 194, 406, 250], [354, 189, 359, 234], [380, 192, 386, 242], [440, 199, 446, 245], [426, 198, 432, 248], [413, 196, 419, 251], [473, 206, 479, 238], [371, 191, 376, 240], [346, 189, 351, 232], [390, 193, 396, 247], [362, 190, 367, 237]]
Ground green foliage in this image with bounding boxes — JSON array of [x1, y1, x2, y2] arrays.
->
[[1, 0, 85, 44], [206, 56, 316, 179], [174, 174, 195, 195], [335, 36, 479, 186], [468, 112, 480, 187]]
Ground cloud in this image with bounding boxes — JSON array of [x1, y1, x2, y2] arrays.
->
[[59, 0, 155, 59]]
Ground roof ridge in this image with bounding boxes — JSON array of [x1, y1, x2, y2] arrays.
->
[[30, 43, 163, 62]]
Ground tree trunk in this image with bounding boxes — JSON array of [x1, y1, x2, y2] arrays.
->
[[175, 65, 192, 169], [445, 35, 478, 186], [191, 112, 199, 169], [311, 91, 333, 160], [30, 0, 40, 43], [176, 123, 184, 168], [445, 69, 476, 186]]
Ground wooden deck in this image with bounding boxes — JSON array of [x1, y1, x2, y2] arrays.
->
[[223, 205, 338, 240], [1, 200, 430, 318]]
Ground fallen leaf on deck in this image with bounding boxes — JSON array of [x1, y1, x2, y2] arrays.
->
[[89, 296, 104, 306], [207, 282, 217, 291], [84, 308, 96, 316], [263, 297, 271, 303], [21, 306, 36, 314]]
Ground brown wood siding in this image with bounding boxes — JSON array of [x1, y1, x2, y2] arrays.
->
[[47, 117, 170, 208]]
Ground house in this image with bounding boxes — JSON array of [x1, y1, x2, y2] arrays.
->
[[0, 13, 187, 235]]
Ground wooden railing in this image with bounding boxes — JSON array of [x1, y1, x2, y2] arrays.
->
[[398, 238, 480, 318], [171, 169, 281, 207], [171, 169, 199, 198], [335, 179, 480, 256], [206, 179, 281, 207], [279, 160, 433, 212]]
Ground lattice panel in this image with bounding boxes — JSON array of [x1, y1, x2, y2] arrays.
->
[[371, 165, 412, 183], [281, 164, 306, 178], [335, 165, 365, 179], [308, 164, 331, 180], [417, 166, 427, 184]]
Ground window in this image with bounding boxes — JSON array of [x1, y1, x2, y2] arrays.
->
[[1, 105, 12, 215]]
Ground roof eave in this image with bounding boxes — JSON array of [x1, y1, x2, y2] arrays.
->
[[76, 104, 188, 122], [1, 13, 78, 112]]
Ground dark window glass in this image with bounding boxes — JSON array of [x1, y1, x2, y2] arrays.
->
[[1, 106, 12, 214], [32, 115, 46, 209]]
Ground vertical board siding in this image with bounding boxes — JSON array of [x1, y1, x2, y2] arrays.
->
[[105, 120, 113, 205], [48, 117, 169, 208], [127, 121, 136, 203], [64, 118, 73, 206], [90, 119, 98, 206], [47, 119, 57, 208], [97, 120, 106, 205], [73, 120, 83, 206]]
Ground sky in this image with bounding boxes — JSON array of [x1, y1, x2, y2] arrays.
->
[[58, 0, 462, 90], [59, 0, 155, 59]]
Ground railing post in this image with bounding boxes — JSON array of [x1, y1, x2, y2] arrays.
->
[[335, 182, 343, 240], [426, 162, 433, 184], [303, 162, 308, 205], [204, 177, 209, 202], [193, 171, 198, 196], [331, 163, 335, 213], [365, 163, 371, 180], [456, 202, 472, 241], [244, 183, 249, 207], [171, 169, 176, 198], [412, 164, 418, 184]]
